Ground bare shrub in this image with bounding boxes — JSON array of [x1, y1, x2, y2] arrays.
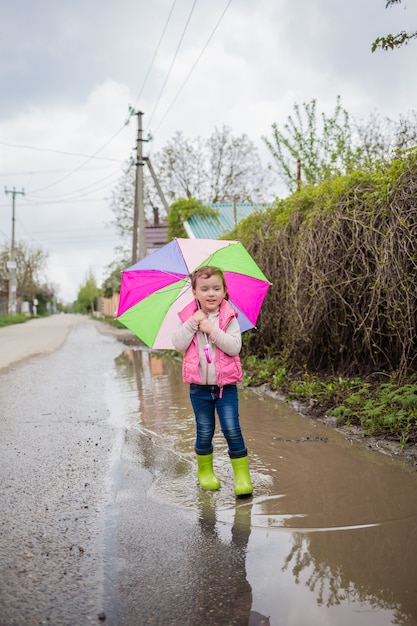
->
[[234, 152, 417, 381]]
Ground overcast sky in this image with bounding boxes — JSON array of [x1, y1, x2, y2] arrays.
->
[[1, 0, 416, 303]]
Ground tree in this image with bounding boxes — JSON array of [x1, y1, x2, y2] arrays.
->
[[154, 132, 207, 203], [263, 96, 361, 193], [263, 97, 417, 193], [167, 197, 218, 240], [75, 270, 99, 313], [0, 241, 52, 306], [109, 161, 136, 242], [207, 126, 268, 203], [34, 283, 56, 315], [372, 0, 417, 51], [354, 109, 417, 160], [154, 126, 269, 204], [101, 261, 127, 297]]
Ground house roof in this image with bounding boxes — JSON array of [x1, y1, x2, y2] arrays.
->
[[184, 202, 268, 239]]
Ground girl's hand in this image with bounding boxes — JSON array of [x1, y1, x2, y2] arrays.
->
[[199, 318, 214, 335], [193, 311, 206, 325]]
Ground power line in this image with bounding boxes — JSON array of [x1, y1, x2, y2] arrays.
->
[[24, 197, 113, 206], [1, 108, 134, 197], [0, 229, 10, 242], [0, 165, 116, 177], [15, 223, 120, 246], [22, 227, 116, 235], [1, 1, 234, 230], [152, 0, 233, 136], [0, 139, 121, 163], [27, 169, 122, 202], [132, 0, 178, 109], [28, 123, 130, 194], [147, 0, 199, 129], [25, 234, 120, 244]]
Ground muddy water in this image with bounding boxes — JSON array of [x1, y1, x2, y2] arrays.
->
[[111, 347, 417, 626]]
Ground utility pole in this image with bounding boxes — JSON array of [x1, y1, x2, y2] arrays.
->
[[128, 108, 170, 263], [4, 187, 25, 315], [130, 109, 146, 265]]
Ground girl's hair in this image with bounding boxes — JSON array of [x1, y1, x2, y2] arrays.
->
[[190, 266, 229, 299]]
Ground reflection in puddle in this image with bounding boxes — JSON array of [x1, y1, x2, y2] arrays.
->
[[110, 346, 417, 625]]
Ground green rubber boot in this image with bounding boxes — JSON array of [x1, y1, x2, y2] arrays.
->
[[230, 455, 253, 497], [196, 453, 221, 490]]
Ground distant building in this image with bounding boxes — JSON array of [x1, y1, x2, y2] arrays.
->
[[0, 287, 8, 315], [145, 207, 168, 253]]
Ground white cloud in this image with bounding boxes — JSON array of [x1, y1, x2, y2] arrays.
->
[[0, 80, 133, 301], [1, 0, 417, 302]]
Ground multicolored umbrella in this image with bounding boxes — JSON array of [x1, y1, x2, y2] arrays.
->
[[116, 238, 271, 350]]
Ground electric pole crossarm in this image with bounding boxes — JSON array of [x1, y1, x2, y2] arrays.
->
[[144, 157, 170, 214]]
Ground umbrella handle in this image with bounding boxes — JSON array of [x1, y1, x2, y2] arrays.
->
[[204, 342, 212, 364], [196, 300, 212, 363], [196, 301, 212, 363]]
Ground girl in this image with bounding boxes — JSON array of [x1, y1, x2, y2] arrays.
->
[[172, 266, 253, 497]]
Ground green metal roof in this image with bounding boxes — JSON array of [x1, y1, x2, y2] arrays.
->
[[184, 202, 268, 239]]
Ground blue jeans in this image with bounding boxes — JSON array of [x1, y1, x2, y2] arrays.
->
[[189, 384, 247, 459]]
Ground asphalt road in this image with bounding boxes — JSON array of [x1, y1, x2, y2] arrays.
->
[[0, 315, 259, 626]]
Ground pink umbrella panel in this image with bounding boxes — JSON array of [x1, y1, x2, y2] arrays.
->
[[116, 238, 271, 350]]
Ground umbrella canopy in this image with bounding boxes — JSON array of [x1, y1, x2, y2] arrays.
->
[[116, 238, 271, 350]]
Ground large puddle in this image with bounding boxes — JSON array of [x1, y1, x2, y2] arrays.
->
[[107, 347, 417, 626]]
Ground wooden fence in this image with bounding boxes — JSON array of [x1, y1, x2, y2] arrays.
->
[[97, 293, 120, 318]]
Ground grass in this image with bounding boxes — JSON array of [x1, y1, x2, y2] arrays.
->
[[0, 313, 29, 328], [330, 381, 417, 446], [99, 316, 126, 329]]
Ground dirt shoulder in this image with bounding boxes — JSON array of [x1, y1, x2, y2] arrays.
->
[[93, 320, 143, 345]]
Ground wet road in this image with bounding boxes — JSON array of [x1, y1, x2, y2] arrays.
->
[[1, 316, 417, 625]]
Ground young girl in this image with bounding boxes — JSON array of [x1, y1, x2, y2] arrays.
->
[[172, 266, 253, 497]]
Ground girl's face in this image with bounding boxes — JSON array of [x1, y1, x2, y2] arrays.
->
[[193, 274, 225, 314]]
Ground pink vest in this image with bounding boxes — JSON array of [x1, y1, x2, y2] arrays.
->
[[178, 299, 243, 386]]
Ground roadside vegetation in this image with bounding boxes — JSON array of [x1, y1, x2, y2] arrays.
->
[[0, 313, 29, 327], [232, 149, 417, 449]]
